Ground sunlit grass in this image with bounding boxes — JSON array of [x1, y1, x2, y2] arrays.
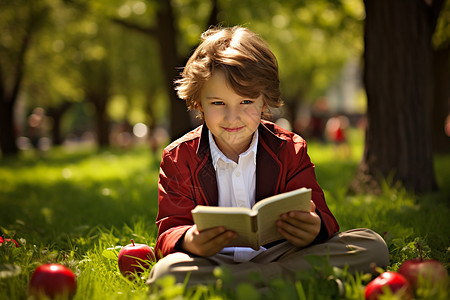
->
[[1, 137, 448, 299]]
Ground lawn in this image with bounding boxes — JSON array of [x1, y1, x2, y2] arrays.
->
[[1, 131, 449, 299]]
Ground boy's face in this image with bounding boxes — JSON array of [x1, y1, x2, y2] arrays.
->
[[199, 71, 265, 161]]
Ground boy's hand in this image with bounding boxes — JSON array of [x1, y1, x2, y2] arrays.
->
[[277, 200, 321, 248], [182, 225, 237, 257]]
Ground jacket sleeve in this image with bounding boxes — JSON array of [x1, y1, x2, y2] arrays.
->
[[154, 147, 196, 258], [283, 136, 339, 242]]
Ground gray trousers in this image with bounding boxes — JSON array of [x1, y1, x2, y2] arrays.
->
[[147, 228, 389, 287]]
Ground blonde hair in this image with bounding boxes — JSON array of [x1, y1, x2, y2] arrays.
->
[[175, 26, 283, 119]]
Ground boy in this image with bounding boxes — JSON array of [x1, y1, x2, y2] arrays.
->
[[147, 26, 388, 287]]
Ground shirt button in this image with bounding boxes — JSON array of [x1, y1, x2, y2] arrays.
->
[[235, 171, 241, 177]]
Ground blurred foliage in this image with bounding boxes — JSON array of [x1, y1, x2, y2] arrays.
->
[[1, 0, 448, 140], [1, 0, 363, 134], [432, 0, 450, 50]]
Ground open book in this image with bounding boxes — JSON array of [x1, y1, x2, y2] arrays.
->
[[191, 187, 312, 250]]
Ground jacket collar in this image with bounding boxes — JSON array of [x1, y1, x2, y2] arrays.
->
[[195, 122, 286, 205], [196, 123, 211, 161], [255, 121, 285, 200]]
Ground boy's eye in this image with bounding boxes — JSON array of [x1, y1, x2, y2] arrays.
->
[[241, 100, 254, 104], [211, 101, 225, 105]]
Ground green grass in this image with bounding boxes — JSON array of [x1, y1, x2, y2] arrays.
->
[[1, 132, 449, 300]]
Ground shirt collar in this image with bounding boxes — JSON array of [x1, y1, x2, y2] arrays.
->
[[209, 130, 259, 170]]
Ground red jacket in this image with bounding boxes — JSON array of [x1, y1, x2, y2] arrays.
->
[[155, 121, 339, 258]]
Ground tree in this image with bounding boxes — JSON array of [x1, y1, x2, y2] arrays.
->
[[82, 58, 111, 147], [431, 1, 450, 154], [71, 0, 361, 142], [23, 1, 85, 147], [22, 1, 116, 148], [46, 101, 73, 145], [0, 1, 49, 156], [431, 45, 450, 154], [352, 0, 445, 194], [111, 0, 219, 140]]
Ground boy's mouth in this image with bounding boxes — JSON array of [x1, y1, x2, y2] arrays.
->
[[222, 126, 245, 133]]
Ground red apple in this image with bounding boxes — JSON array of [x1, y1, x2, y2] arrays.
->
[[28, 263, 77, 299], [365, 271, 413, 300], [0, 236, 20, 247], [118, 239, 155, 278], [398, 258, 448, 292]]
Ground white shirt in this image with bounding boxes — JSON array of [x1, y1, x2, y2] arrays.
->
[[209, 130, 266, 262]]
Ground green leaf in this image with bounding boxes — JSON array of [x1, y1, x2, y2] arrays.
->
[[101, 246, 122, 260]]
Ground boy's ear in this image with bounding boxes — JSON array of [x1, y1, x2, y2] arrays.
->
[[262, 103, 268, 113]]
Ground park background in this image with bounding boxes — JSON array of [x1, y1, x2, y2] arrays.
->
[[1, 0, 449, 299]]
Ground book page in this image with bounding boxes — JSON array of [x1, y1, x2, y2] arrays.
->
[[255, 188, 312, 245], [191, 206, 259, 249]]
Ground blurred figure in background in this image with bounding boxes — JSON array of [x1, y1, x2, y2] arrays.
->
[[26, 107, 52, 153], [325, 115, 351, 158], [27, 107, 45, 149]]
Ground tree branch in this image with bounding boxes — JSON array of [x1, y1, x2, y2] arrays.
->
[[11, 10, 37, 104], [427, 0, 445, 32], [111, 18, 157, 38], [207, 0, 219, 27], [0, 62, 5, 102]]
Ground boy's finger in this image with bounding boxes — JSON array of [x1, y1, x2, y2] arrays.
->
[[285, 211, 310, 223], [206, 230, 236, 249], [204, 227, 235, 242], [277, 219, 303, 236], [310, 200, 316, 212], [193, 226, 224, 242]]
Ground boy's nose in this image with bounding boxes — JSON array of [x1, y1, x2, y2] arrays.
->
[[224, 106, 241, 122]]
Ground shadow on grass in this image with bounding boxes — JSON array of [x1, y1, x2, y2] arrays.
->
[[314, 156, 449, 265], [314, 160, 358, 193], [1, 162, 160, 249]]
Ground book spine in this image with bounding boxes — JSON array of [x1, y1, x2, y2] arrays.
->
[[251, 215, 258, 233]]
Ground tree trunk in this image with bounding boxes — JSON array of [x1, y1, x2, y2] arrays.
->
[[47, 101, 72, 146], [352, 0, 442, 194], [154, 1, 192, 140], [431, 45, 450, 153], [94, 98, 109, 147], [85, 91, 109, 148], [113, 0, 220, 140], [0, 97, 18, 156], [83, 58, 111, 148], [0, 6, 37, 157]]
